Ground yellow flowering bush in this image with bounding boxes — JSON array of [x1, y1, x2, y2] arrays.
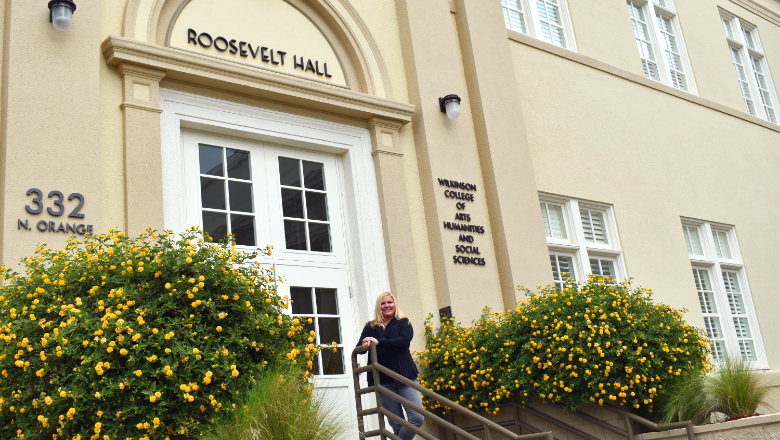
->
[[0, 228, 316, 439], [419, 276, 710, 415]]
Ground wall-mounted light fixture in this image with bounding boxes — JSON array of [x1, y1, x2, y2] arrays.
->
[[439, 94, 462, 120], [48, 0, 76, 32]]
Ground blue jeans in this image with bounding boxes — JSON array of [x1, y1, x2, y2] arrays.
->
[[380, 379, 425, 440]]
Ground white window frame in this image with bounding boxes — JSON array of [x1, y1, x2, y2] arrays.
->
[[502, 0, 578, 51], [540, 194, 626, 285], [681, 219, 767, 368], [720, 9, 779, 124], [626, 0, 697, 94]]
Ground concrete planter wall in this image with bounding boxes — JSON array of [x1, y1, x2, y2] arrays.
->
[[637, 414, 780, 440]]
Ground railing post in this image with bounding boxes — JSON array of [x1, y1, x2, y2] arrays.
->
[[352, 348, 366, 437], [624, 414, 634, 440], [370, 343, 389, 439]]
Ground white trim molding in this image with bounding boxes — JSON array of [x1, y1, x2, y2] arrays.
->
[[159, 88, 391, 333]]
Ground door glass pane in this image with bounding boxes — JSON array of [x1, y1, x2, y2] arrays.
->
[[318, 317, 342, 344], [284, 220, 307, 250], [291, 287, 314, 315], [278, 157, 301, 187], [228, 181, 253, 213], [289, 286, 344, 376], [308, 223, 332, 253], [302, 161, 325, 190], [305, 192, 328, 221], [281, 189, 304, 218], [230, 215, 255, 246], [226, 149, 251, 180], [201, 178, 226, 210], [315, 288, 338, 315], [202, 211, 227, 243], [322, 347, 344, 375], [199, 145, 223, 176]]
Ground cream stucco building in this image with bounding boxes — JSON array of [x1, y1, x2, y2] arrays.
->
[[2, 0, 780, 435]]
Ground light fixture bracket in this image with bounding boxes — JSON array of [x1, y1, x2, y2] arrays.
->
[[439, 94, 461, 113], [48, 0, 76, 23]]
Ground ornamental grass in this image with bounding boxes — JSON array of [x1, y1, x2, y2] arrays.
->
[[201, 368, 348, 440], [0, 228, 318, 439], [418, 276, 711, 416]]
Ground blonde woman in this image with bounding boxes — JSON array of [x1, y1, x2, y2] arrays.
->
[[357, 292, 424, 440]]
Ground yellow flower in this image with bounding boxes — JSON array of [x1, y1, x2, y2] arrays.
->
[[134, 370, 142, 377]]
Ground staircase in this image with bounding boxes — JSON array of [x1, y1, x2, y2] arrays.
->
[[351, 344, 696, 440]]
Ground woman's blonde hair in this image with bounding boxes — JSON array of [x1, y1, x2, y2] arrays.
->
[[370, 292, 407, 328]]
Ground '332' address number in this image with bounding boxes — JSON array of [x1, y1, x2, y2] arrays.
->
[[25, 188, 85, 218]]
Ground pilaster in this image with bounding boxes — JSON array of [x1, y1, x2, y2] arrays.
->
[[367, 117, 424, 327], [117, 63, 166, 235]]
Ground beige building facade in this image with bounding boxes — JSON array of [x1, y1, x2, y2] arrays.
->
[[2, 0, 780, 433]]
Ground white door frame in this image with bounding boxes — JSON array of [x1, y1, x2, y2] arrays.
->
[[159, 87, 391, 376]]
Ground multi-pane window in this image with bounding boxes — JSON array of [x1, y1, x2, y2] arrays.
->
[[682, 221, 764, 365], [540, 202, 567, 240], [693, 268, 727, 361], [501, 0, 576, 50], [198, 144, 256, 246], [626, 0, 695, 93], [580, 208, 608, 244], [290, 286, 345, 375], [550, 254, 575, 290], [278, 157, 332, 252], [682, 224, 703, 256], [539, 195, 624, 288], [721, 10, 778, 124], [590, 258, 617, 278]]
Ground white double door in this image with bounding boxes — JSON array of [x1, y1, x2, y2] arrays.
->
[[181, 131, 359, 437]]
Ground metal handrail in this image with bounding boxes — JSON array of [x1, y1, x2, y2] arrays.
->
[[352, 343, 553, 440], [605, 404, 696, 440]]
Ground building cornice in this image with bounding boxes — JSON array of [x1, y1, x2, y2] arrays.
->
[[101, 35, 415, 124], [729, 0, 780, 27], [507, 30, 780, 134]]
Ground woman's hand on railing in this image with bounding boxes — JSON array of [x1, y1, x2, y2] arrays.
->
[[361, 337, 379, 351]]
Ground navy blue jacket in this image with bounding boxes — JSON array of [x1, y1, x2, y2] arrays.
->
[[356, 317, 419, 385]]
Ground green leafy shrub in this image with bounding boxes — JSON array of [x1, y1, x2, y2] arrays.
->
[[202, 368, 348, 440], [0, 228, 317, 439], [418, 276, 711, 415]]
